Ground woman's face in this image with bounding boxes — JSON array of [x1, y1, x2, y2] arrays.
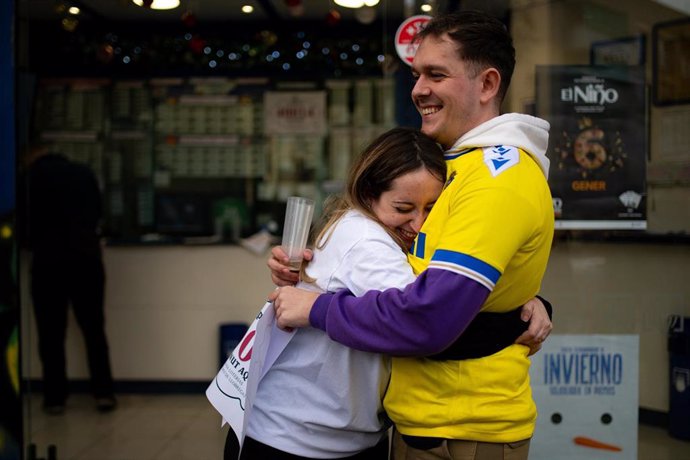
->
[[370, 167, 443, 249]]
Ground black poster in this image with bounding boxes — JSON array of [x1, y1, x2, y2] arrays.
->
[[536, 66, 647, 229]]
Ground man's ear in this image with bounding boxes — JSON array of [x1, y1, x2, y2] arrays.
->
[[478, 67, 501, 105]]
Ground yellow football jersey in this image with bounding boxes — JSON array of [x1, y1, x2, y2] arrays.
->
[[385, 145, 554, 442]]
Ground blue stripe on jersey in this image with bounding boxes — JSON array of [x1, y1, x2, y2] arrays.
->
[[430, 249, 501, 289], [414, 232, 427, 258], [444, 148, 474, 160]]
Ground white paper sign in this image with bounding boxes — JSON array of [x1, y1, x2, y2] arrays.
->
[[529, 334, 639, 460], [206, 301, 295, 453], [263, 91, 327, 135]]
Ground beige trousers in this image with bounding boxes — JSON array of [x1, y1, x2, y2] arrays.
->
[[391, 430, 531, 460]]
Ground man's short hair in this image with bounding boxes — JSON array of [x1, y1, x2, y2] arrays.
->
[[416, 10, 516, 103]]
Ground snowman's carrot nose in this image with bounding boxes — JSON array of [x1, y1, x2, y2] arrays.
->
[[573, 436, 622, 452]]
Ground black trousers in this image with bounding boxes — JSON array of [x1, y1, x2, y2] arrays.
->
[[31, 252, 114, 405], [225, 429, 390, 460]]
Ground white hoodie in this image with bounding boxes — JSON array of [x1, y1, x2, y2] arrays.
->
[[448, 113, 551, 179]]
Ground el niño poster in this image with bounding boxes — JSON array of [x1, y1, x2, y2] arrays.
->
[[536, 66, 647, 230]]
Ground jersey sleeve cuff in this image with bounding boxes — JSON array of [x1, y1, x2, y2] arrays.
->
[[309, 292, 333, 330]]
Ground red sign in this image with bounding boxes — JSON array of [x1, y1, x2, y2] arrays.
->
[[394, 15, 432, 66], [238, 330, 255, 361]]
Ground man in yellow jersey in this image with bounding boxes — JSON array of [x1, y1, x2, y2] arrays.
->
[[270, 10, 554, 460]]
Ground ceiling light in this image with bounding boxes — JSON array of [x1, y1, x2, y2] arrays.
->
[[333, 0, 380, 8], [131, 0, 181, 11], [67, 6, 80, 15], [420, 3, 432, 12], [241, 5, 254, 14]]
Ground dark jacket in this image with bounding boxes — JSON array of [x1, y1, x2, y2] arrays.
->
[[26, 153, 102, 257]]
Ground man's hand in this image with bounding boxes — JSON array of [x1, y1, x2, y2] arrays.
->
[[515, 297, 553, 356], [269, 286, 319, 330], [267, 246, 313, 286]]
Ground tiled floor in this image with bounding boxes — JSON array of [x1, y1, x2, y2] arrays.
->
[[24, 393, 690, 460], [25, 394, 226, 460]]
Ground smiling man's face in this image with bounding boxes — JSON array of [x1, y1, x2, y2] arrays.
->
[[411, 34, 486, 150]]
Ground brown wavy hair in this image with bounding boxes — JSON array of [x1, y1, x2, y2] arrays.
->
[[300, 127, 445, 282]]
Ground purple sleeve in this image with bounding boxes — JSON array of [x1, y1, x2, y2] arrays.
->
[[309, 268, 490, 356]]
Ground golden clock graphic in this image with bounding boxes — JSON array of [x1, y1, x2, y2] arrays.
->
[[554, 117, 627, 179]]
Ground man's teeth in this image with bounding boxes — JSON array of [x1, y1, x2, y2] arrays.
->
[[422, 107, 440, 115]]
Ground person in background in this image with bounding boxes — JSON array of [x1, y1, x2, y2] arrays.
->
[[24, 143, 116, 415], [270, 10, 554, 460]]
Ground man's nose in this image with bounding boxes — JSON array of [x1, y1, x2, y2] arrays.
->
[[411, 77, 429, 98]]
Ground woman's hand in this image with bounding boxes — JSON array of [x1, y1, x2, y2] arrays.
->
[[515, 297, 553, 356], [269, 286, 319, 330], [267, 246, 313, 286]]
